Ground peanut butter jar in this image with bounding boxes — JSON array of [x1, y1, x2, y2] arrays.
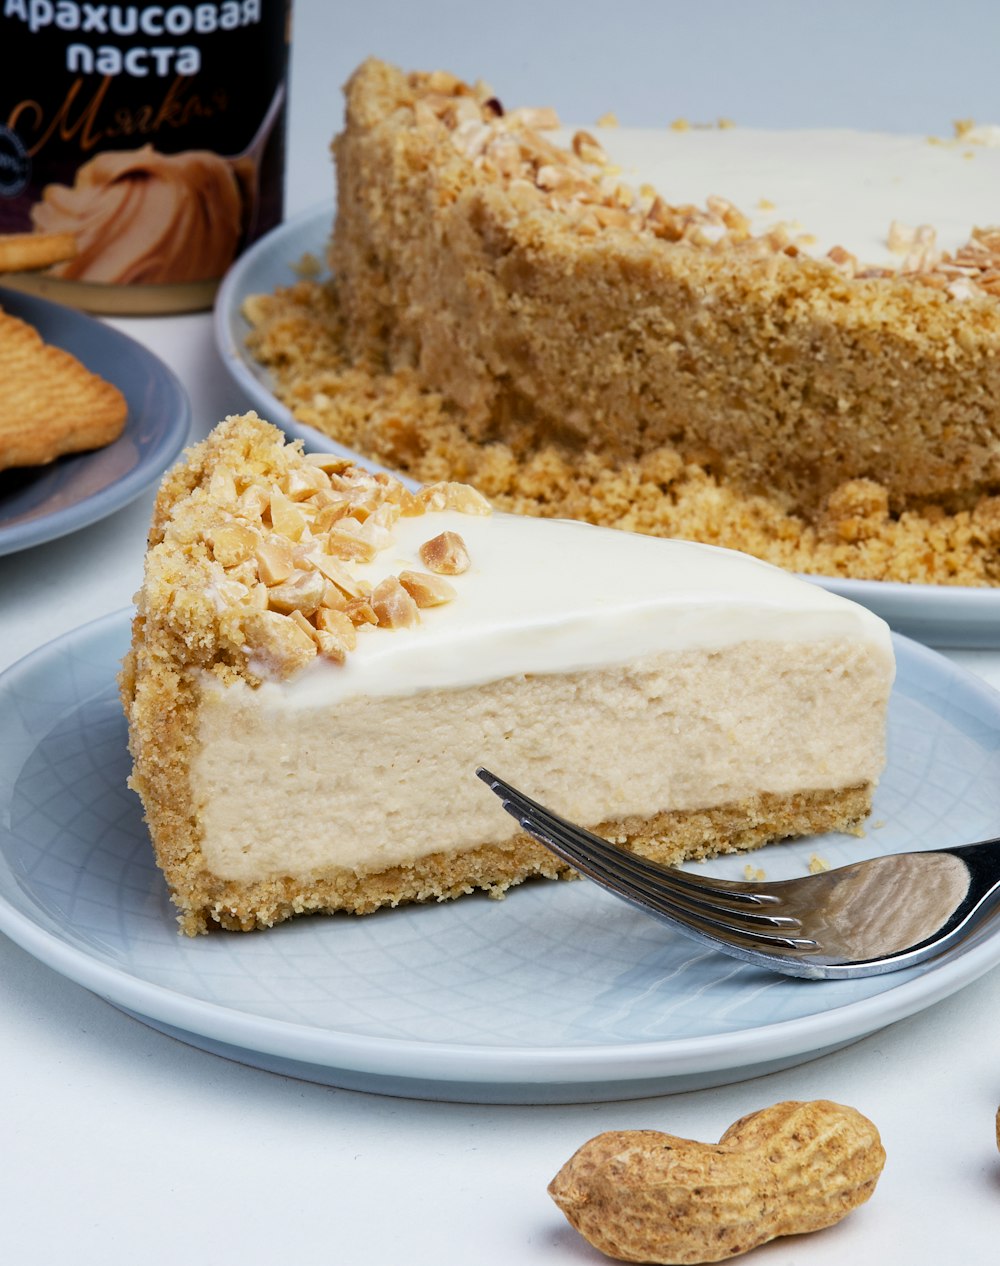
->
[[0, 0, 290, 313]]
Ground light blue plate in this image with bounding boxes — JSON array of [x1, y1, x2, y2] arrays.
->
[[3, 613, 1000, 1102], [215, 205, 1000, 647], [0, 287, 191, 556]]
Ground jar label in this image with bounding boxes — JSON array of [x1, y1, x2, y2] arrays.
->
[[0, 0, 289, 308]]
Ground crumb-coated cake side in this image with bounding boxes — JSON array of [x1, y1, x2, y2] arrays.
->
[[329, 60, 1000, 519], [122, 414, 893, 934]]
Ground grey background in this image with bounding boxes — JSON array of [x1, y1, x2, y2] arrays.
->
[[286, 0, 1000, 213]]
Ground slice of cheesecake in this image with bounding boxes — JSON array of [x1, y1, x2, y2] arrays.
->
[[121, 414, 894, 933]]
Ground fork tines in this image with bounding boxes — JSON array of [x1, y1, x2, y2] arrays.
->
[[476, 768, 813, 950]]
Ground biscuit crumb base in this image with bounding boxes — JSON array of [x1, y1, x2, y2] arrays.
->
[[176, 785, 869, 935], [245, 279, 1000, 587]]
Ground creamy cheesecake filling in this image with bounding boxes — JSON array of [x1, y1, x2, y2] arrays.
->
[[192, 637, 889, 882], [191, 508, 893, 882]]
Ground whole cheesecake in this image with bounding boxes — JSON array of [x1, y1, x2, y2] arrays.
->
[[121, 414, 894, 933]]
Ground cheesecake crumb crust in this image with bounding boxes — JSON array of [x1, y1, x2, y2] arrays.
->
[[180, 785, 871, 935], [122, 415, 879, 934]]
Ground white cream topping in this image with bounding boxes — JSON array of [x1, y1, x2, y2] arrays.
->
[[554, 124, 1000, 269], [228, 512, 892, 708]]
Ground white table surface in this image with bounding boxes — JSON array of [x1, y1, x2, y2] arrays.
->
[[5, 3, 1000, 1262]]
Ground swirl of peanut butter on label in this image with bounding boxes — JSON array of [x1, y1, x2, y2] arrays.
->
[[32, 145, 242, 285]]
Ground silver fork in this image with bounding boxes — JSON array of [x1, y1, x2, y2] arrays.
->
[[476, 768, 1000, 979]]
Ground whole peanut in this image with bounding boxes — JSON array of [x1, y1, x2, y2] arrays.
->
[[548, 1099, 885, 1264]]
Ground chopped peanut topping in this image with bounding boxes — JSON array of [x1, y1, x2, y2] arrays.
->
[[255, 538, 295, 586], [283, 464, 331, 501], [315, 607, 358, 648], [398, 569, 457, 607], [572, 130, 607, 166], [311, 500, 354, 532], [288, 608, 320, 642], [320, 581, 349, 611], [306, 548, 367, 597], [418, 481, 492, 514], [305, 452, 353, 474], [324, 523, 378, 562], [419, 530, 471, 575], [266, 570, 326, 615], [268, 489, 307, 540], [210, 523, 258, 567], [236, 482, 269, 519], [184, 420, 488, 679], [371, 576, 420, 628], [241, 609, 317, 680], [345, 597, 378, 627], [208, 464, 238, 505]]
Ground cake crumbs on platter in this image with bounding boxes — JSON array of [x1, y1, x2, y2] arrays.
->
[[808, 854, 832, 874], [743, 864, 766, 880], [292, 251, 324, 278], [243, 279, 1000, 588]]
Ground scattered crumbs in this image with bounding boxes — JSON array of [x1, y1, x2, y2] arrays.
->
[[963, 150, 975, 160], [293, 251, 323, 279], [871, 819, 887, 830], [808, 854, 832, 874], [743, 864, 766, 881], [595, 111, 619, 128], [926, 120, 995, 149], [669, 117, 737, 132], [757, 197, 776, 211]]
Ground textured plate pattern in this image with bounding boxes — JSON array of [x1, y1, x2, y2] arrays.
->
[[2, 612, 1000, 1102], [0, 287, 191, 555], [215, 206, 1000, 646]]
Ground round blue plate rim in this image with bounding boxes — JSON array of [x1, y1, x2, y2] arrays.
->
[[0, 286, 192, 556], [2, 612, 1000, 1097]]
